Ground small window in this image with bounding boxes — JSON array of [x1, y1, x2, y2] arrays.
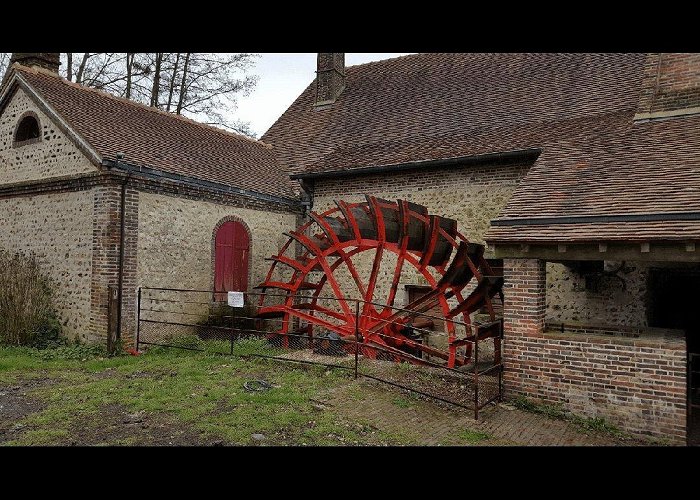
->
[[13, 114, 41, 147]]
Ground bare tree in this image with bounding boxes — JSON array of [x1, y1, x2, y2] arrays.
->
[[0, 53, 10, 81], [165, 52, 181, 112], [171, 53, 258, 134], [0, 52, 260, 137]]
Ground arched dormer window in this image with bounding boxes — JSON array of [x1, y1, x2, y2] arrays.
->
[[13, 112, 41, 147]]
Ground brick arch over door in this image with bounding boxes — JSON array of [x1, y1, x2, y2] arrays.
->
[[211, 216, 252, 298]]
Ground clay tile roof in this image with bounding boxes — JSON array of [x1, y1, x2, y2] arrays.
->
[[486, 113, 700, 243], [12, 65, 296, 200], [263, 53, 700, 242], [262, 53, 646, 173]]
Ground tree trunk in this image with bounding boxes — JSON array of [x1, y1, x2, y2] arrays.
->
[[125, 53, 133, 99], [166, 53, 181, 112], [176, 52, 191, 114], [76, 53, 90, 84], [66, 53, 73, 81], [150, 53, 163, 108]]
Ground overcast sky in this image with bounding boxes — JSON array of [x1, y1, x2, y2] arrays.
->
[[236, 53, 412, 137]]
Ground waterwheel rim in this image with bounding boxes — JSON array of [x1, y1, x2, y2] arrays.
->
[[256, 195, 503, 368]]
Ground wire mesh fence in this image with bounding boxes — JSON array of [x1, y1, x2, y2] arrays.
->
[[136, 287, 503, 418]]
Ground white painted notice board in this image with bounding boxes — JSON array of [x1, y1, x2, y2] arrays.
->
[[227, 291, 244, 308]]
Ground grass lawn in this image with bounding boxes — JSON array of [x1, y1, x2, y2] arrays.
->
[[0, 340, 494, 446]]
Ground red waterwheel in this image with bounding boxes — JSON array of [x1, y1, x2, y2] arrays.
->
[[256, 195, 503, 368]]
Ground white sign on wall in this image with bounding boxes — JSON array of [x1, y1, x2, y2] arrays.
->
[[227, 291, 244, 308]]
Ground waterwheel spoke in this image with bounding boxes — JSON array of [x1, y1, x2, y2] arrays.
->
[[255, 197, 504, 370], [309, 211, 368, 298], [286, 230, 355, 321]]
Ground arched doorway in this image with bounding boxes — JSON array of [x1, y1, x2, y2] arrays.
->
[[214, 220, 250, 299]]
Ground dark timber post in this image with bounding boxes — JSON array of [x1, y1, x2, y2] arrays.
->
[[354, 300, 360, 380], [230, 300, 235, 356], [107, 285, 119, 354], [498, 318, 504, 402], [135, 287, 142, 351], [474, 324, 480, 420]]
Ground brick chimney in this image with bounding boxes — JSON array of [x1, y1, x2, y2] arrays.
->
[[635, 53, 700, 120], [10, 53, 61, 74], [315, 53, 345, 106]]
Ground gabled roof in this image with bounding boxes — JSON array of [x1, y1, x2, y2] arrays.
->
[[263, 53, 700, 242], [487, 113, 700, 242], [262, 53, 646, 173], [3, 65, 296, 201]]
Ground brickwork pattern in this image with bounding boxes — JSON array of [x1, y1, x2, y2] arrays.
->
[[637, 53, 700, 115], [89, 185, 121, 342], [324, 382, 647, 446], [503, 258, 687, 443], [120, 187, 139, 345], [503, 258, 546, 338]]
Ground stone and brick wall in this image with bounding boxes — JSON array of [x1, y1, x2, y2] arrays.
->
[[637, 53, 700, 116], [0, 190, 93, 340], [88, 182, 141, 344], [135, 191, 297, 326], [313, 164, 529, 248], [311, 163, 529, 308], [503, 258, 687, 443], [546, 261, 649, 328], [0, 86, 111, 342], [0, 88, 96, 185]]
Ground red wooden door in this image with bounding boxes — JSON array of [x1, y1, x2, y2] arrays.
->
[[214, 221, 250, 297]]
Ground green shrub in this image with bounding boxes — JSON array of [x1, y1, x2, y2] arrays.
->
[[0, 249, 62, 346], [36, 343, 107, 361], [199, 303, 257, 329]]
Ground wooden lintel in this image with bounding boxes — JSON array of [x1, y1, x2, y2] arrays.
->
[[686, 242, 696, 252], [558, 244, 567, 253], [599, 243, 607, 253], [520, 244, 530, 252], [492, 242, 700, 262], [641, 242, 650, 253]]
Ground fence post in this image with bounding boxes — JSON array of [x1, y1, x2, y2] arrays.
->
[[230, 301, 235, 356], [474, 324, 480, 421], [354, 300, 360, 380], [107, 285, 119, 355], [136, 287, 141, 351], [498, 317, 504, 403]]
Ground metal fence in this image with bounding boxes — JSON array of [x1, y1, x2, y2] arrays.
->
[[136, 287, 503, 419]]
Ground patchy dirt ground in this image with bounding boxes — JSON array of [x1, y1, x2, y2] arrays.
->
[[65, 404, 215, 446], [0, 347, 670, 446], [0, 377, 53, 443]]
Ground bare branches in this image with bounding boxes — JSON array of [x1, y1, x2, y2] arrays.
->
[[0, 52, 259, 137]]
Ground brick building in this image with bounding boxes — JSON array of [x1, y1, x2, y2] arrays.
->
[[1, 52, 699, 444], [0, 53, 300, 344], [263, 53, 700, 444]]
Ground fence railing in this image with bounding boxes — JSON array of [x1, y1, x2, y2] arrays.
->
[[136, 286, 503, 419]]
